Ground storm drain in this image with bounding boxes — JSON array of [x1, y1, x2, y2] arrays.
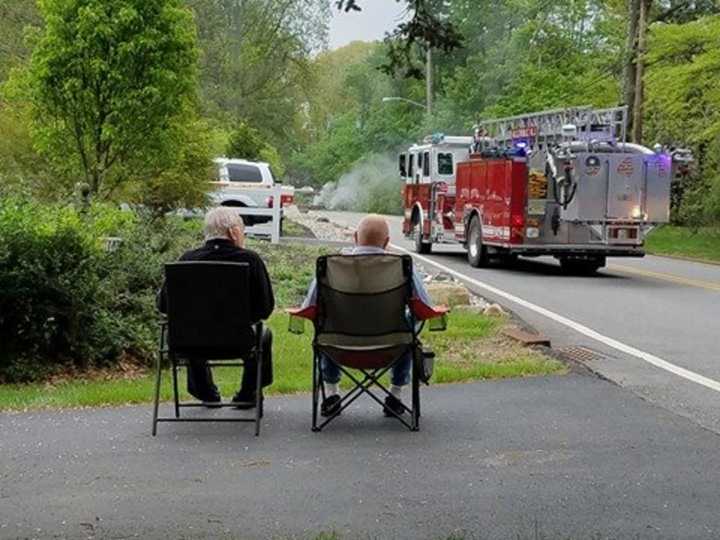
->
[[558, 346, 609, 364]]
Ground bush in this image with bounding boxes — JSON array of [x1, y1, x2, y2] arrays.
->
[[0, 198, 201, 382]]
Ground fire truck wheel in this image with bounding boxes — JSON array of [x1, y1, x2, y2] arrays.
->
[[467, 217, 488, 268], [413, 221, 432, 254]]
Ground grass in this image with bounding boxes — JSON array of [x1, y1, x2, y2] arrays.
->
[[0, 309, 565, 411], [645, 225, 720, 263]]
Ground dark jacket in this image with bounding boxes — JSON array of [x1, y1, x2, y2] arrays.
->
[[157, 238, 275, 322]]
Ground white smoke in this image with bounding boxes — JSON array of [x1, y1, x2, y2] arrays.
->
[[314, 154, 402, 214]]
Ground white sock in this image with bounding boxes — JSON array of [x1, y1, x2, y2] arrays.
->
[[324, 383, 339, 396], [390, 385, 404, 399]]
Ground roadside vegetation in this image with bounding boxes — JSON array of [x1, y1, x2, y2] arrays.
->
[[646, 226, 720, 263], [0, 310, 564, 412], [0, 198, 563, 410]]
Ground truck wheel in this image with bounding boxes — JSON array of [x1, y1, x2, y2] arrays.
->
[[467, 217, 488, 268], [413, 220, 432, 254]]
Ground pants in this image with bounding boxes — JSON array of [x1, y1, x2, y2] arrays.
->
[[320, 349, 412, 387], [187, 328, 273, 398]]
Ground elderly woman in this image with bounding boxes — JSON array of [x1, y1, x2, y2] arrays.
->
[[158, 207, 275, 408]]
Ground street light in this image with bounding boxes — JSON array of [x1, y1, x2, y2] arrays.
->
[[381, 96, 428, 110]]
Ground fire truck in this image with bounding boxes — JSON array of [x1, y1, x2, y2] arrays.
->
[[400, 106, 691, 273]]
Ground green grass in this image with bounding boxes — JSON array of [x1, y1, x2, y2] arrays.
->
[[645, 226, 720, 263], [0, 310, 565, 411]]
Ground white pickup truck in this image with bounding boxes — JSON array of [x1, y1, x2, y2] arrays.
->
[[211, 158, 294, 224]]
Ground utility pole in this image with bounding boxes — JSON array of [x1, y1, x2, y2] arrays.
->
[[426, 45, 433, 115], [632, 0, 650, 143], [624, 0, 641, 139]]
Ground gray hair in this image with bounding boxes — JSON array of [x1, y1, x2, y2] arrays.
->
[[204, 207, 244, 240]]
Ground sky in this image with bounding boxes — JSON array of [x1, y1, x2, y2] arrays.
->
[[328, 0, 409, 50]]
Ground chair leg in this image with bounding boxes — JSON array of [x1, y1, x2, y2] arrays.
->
[[312, 353, 320, 432], [254, 350, 263, 437], [412, 367, 420, 431], [151, 350, 163, 436], [171, 355, 180, 419]]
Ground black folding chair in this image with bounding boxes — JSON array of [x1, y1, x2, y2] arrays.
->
[[290, 254, 447, 432], [152, 261, 265, 436]]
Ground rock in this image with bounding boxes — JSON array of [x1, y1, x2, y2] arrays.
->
[[315, 216, 330, 223], [426, 282, 471, 307], [431, 272, 454, 282], [483, 303, 507, 317]]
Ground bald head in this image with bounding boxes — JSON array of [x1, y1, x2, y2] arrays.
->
[[355, 214, 390, 249]]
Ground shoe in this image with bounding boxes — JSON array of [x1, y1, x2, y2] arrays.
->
[[320, 395, 342, 417], [199, 388, 222, 408], [383, 395, 405, 417], [232, 389, 261, 410]]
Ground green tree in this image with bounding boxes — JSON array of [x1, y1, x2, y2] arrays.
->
[[226, 122, 285, 177], [645, 14, 720, 224], [29, 0, 201, 198]]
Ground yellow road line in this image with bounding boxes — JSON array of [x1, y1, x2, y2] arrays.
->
[[607, 264, 720, 292]]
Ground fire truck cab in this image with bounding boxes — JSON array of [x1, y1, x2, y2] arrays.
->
[[400, 134, 472, 253]]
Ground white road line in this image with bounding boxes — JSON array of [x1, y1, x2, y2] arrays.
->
[[391, 243, 720, 394]]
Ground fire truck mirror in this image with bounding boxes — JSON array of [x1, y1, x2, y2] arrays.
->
[[399, 154, 407, 177]]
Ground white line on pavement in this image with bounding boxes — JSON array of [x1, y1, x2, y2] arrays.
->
[[391, 243, 720, 394]]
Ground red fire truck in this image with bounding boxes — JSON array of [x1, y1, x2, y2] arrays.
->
[[400, 106, 691, 273]]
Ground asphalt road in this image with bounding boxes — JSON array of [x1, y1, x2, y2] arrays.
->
[[3, 376, 720, 540], [320, 212, 720, 434]]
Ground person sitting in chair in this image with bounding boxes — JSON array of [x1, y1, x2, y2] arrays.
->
[[301, 214, 433, 418], [158, 207, 275, 408]]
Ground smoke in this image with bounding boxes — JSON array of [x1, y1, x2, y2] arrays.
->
[[314, 153, 402, 215]]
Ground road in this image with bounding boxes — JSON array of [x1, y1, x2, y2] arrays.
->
[[320, 212, 720, 434]]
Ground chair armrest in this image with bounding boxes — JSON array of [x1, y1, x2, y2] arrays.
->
[[287, 306, 316, 335], [410, 298, 449, 332]]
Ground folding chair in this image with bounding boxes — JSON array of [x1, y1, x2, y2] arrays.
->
[[152, 261, 265, 436], [289, 254, 447, 432]]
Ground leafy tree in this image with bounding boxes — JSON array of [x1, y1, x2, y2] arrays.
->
[[645, 14, 720, 224], [226, 122, 285, 177], [29, 0, 201, 198]]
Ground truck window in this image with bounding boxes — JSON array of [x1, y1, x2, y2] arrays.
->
[[423, 152, 430, 176], [399, 154, 407, 177], [226, 164, 263, 183], [408, 154, 415, 178], [438, 153, 453, 175]]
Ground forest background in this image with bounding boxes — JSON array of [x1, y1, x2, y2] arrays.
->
[[1, 0, 719, 222]]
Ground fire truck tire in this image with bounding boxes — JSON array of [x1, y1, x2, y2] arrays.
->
[[413, 221, 432, 254], [467, 217, 489, 268]]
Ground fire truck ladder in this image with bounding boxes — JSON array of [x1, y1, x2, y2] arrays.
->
[[475, 106, 628, 150]]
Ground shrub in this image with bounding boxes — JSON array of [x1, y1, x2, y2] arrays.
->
[[0, 198, 201, 382]]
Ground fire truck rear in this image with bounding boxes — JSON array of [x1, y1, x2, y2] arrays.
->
[[400, 106, 691, 273]]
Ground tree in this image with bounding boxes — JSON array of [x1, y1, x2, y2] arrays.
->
[[226, 123, 285, 177], [29, 0, 200, 198]]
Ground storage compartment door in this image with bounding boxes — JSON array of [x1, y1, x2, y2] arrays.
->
[[606, 155, 644, 220]]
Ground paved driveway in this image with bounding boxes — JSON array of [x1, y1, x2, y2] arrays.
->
[[2, 374, 720, 539]]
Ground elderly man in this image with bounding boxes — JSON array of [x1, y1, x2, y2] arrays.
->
[[158, 207, 275, 408], [301, 214, 433, 418]]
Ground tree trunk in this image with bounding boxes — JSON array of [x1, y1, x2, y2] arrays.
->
[[624, 0, 641, 141]]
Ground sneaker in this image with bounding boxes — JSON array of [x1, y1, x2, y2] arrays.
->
[[231, 389, 260, 410], [320, 395, 342, 417], [383, 395, 405, 417]]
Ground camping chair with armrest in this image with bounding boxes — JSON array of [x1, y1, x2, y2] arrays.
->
[[152, 261, 265, 437], [289, 254, 448, 432]]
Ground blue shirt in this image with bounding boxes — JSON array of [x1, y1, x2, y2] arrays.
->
[[301, 245, 433, 309]]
